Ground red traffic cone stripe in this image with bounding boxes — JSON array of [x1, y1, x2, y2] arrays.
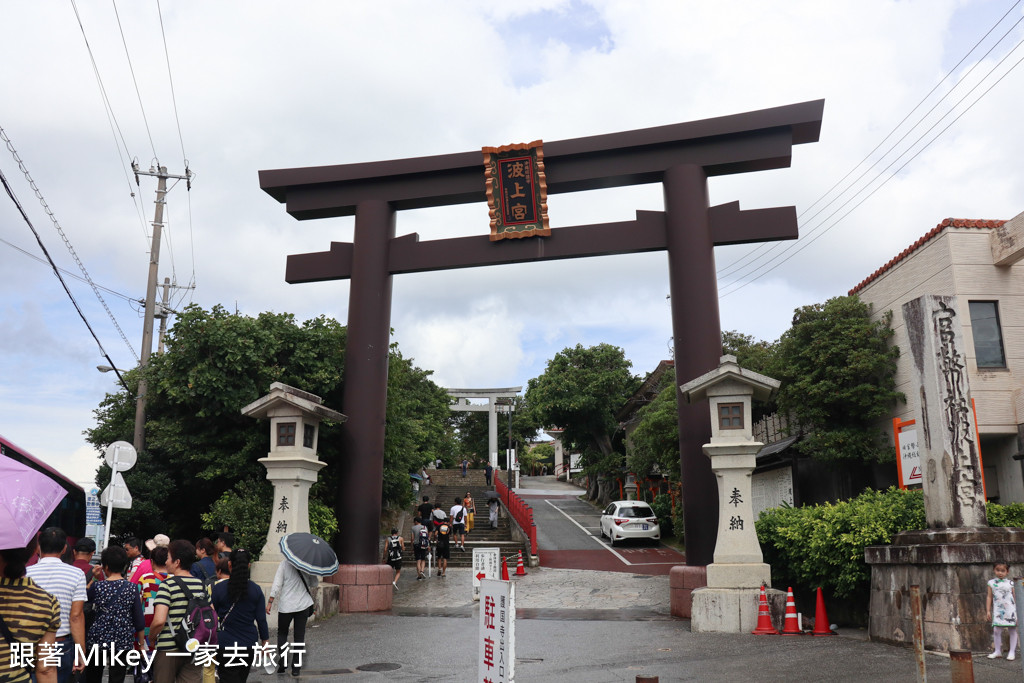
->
[[751, 583, 779, 635], [515, 550, 528, 576], [812, 587, 836, 636], [781, 586, 803, 635], [501, 557, 510, 581]]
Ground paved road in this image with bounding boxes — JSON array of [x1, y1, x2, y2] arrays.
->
[[277, 566, 1024, 682], [517, 475, 686, 575]]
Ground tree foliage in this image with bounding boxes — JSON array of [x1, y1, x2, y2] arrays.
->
[[627, 368, 679, 481], [526, 343, 639, 475], [770, 296, 903, 463], [86, 304, 455, 542]]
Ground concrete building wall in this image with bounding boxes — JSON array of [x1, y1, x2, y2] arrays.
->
[[854, 220, 1024, 504]]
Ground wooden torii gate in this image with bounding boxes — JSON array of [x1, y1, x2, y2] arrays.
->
[[260, 100, 823, 568]]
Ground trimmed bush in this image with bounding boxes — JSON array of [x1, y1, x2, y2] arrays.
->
[[756, 487, 925, 600]]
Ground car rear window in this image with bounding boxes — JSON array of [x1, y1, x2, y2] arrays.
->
[[619, 505, 654, 518]]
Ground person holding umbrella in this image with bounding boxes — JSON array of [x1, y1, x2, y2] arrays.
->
[[268, 534, 336, 677]]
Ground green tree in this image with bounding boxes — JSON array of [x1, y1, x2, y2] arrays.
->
[[769, 295, 903, 463], [525, 442, 555, 474], [86, 304, 455, 542], [627, 368, 679, 480], [722, 330, 777, 375], [526, 343, 640, 475]]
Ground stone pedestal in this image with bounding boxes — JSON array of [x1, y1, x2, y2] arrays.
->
[[323, 564, 394, 613], [866, 527, 1024, 651], [691, 587, 786, 633], [670, 565, 706, 618]]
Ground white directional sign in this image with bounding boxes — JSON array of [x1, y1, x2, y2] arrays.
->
[[100, 471, 132, 509], [478, 579, 515, 683], [472, 547, 500, 601]]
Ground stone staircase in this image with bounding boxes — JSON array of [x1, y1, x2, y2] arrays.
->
[[400, 469, 527, 568]]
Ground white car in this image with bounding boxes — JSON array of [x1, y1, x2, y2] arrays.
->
[[599, 500, 661, 546]]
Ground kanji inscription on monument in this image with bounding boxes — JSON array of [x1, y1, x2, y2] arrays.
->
[[901, 294, 986, 527]]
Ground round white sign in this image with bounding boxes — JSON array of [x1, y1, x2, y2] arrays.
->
[[103, 441, 137, 471]]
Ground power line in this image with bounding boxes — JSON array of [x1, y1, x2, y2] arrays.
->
[[110, 0, 157, 160], [715, 0, 1024, 284], [0, 164, 130, 394], [0, 236, 139, 304], [156, 0, 198, 301], [1, 125, 140, 362], [69, 0, 151, 250], [719, 34, 1024, 298]]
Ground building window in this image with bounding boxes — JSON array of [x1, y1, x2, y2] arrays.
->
[[303, 424, 316, 449], [968, 301, 1006, 368], [277, 422, 296, 447], [719, 403, 743, 430]]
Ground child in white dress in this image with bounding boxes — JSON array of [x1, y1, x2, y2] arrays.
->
[[986, 561, 1018, 660]]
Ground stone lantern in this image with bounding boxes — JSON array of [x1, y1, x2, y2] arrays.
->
[[679, 355, 780, 633], [241, 382, 346, 585]]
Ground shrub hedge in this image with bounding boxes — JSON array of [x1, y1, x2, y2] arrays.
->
[[756, 487, 1024, 603]]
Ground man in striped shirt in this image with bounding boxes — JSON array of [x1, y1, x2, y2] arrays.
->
[[148, 539, 206, 683], [25, 528, 86, 683]]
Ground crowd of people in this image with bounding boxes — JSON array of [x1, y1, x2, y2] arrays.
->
[[390, 491, 497, 584], [0, 529, 316, 683]]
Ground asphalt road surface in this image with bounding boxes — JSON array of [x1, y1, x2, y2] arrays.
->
[[518, 475, 686, 575]]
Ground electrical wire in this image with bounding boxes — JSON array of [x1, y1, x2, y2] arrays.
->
[[110, 0, 157, 160], [156, 0, 198, 303], [715, 0, 1024, 284], [719, 37, 1024, 298], [1, 236, 139, 304], [1, 126, 140, 362], [69, 0, 151, 249], [0, 165, 131, 394]]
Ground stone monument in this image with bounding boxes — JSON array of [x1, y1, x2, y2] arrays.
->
[[678, 355, 782, 632], [241, 383, 345, 603], [865, 295, 1024, 650]]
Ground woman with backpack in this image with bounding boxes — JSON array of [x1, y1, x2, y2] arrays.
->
[[382, 529, 404, 590], [85, 546, 146, 683], [212, 549, 268, 683]]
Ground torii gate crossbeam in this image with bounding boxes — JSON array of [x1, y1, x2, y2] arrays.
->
[[447, 387, 522, 471], [260, 99, 824, 568]]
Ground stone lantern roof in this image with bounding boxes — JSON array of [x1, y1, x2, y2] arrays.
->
[[678, 355, 779, 404], [241, 382, 346, 423]]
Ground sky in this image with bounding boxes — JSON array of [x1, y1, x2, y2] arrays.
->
[[2, 0, 1023, 486]]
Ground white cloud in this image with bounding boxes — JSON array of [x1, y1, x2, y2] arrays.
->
[[3, 0, 1024, 481]]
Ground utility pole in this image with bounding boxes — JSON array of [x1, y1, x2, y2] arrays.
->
[[132, 163, 192, 453]]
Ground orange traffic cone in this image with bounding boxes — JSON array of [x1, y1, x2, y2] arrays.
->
[[515, 551, 528, 576], [751, 583, 779, 635], [501, 556, 510, 581], [780, 587, 803, 635], [812, 587, 835, 636]]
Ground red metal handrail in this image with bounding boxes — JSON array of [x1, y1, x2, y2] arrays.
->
[[494, 475, 538, 556]]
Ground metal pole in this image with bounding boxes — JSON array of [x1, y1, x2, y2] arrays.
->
[[102, 448, 121, 550], [133, 169, 168, 453], [910, 585, 926, 682], [1014, 578, 1024, 675], [948, 650, 973, 683]]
